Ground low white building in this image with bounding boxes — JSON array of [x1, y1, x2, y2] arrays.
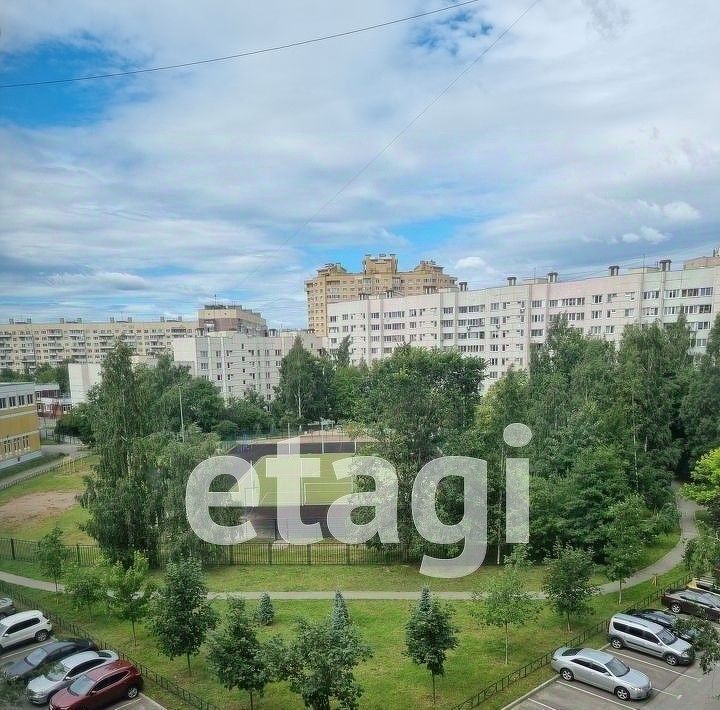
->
[[324, 252, 720, 385], [172, 329, 323, 402]]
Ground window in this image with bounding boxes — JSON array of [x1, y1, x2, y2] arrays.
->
[[592, 294, 603, 303], [531, 299, 544, 308], [682, 288, 700, 297], [643, 290, 660, 299], [531, 329, 543, 337]]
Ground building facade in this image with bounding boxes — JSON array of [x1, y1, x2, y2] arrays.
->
[[305, 254, 457, 336], [0, 382, 42, 470], [197, 304, 267, 335], [172, 330, 323, 402], [325, 254, 720, 386]]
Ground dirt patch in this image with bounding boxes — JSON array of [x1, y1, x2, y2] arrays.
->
[[0, 490, 81, 529]]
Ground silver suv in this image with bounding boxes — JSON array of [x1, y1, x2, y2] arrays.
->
[[0, 611, 52, 653], [609, 612, 694, 665]]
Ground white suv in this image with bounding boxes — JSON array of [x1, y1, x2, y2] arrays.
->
[[0, 611, 52, 653]]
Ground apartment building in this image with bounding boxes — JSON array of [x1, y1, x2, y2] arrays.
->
[[0, 305, 266, 372], [325, 253, 720, 386], [305, 253, 457, 336], [0, 382, 41, 470], [172, 330, 323, 402]]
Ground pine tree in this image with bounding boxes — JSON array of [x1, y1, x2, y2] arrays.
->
[[331, 590, 350, 629], [255, 592, 275, 627], [405, 587, 458, 705]]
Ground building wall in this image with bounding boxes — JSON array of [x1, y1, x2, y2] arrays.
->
[[0, 318, 198, 372], [305, 254, 457, 337], [172, 330, 323, 402], [0, 382, 41, 469], [68, 363, 103, 405], [197, 305, 267, 335], [325, 257, 720, 387]]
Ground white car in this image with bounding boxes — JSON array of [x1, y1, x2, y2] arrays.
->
[[0, 610, 52, 653]]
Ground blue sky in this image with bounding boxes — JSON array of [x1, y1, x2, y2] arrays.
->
[[1, 0, 718, 327]]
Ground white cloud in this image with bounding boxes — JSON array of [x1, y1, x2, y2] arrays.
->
[[0, 0, 718, 323]]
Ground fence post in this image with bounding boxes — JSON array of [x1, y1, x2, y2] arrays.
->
[[10, 538, 15, 561], [346, 544, 351, 565], [267, 542, 273, 565], [306, 544, 312, 566], [76, 544, 81, 566]]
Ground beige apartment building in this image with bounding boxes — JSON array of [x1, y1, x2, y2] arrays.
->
[[325, 251, 720, 388], [172, 329, 322, 402], [305, 253, 457, 336], [0, 305, 266, 373]]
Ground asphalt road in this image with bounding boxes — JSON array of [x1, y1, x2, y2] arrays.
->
[[507, 640, 720, 710], [1, 639, 164, 710]]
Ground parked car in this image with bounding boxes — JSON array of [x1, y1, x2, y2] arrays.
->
[[661, 588, 720, 622], [0, 611, 52, 653], [0, 598, 15, 619], [26, 650, 118, 705], [1, 639, 97, 683], [550, 646, 652, 701], [688, 578, 720, 595], [608, 613, 694, 665], [626, 608, 699, 642], [48, 660, 143, 710]]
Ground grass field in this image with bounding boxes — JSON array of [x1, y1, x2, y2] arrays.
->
[[0, 564, 690, 710], [0, 456, 95, 544]]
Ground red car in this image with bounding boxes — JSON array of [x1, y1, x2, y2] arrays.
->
[[48, 660, 142, 710]]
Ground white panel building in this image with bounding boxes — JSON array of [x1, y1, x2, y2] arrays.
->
[[325, 254, 720, 385], [172, 330, 323, 402]]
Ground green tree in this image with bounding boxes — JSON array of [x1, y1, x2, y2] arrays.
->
[[405, 587, 458, 705], [331, 590, 350, 629], [255, 593, 275, 627], [55, 405, 94, 444], [602, 494, 648, 602], [674, 617, 720, 673], [147, 558, 218, 674], [683, 526, 720, 581], [208, 599, 268, 710], [64, 563, 105, 619], [213, 419, 240, 441], [682, 315, 720, 465], [542, 543, 598, 631], [334, 335, 352, 368], [36, 526, 70, 592], [275, 336, 326, 429], [276, 616, 372, 710], [472, 547, 539, 664], [685, 448, 720, 527], [105, 551, 154, 645]]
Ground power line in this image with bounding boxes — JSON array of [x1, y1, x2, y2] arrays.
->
[[231, 0, 542, 293], [0, 0, 483, 89]]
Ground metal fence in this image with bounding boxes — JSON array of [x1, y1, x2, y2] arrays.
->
[[0, 454, 88, 493], [449, 571, 694, 709], [0, 580, 221, 710]]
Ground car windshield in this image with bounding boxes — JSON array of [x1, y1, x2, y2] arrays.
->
[[25, 648, 48, 665], [0, 624, 7, 636], [658, 628, 677, 644], [606, 658, 629, 677], [45, 662, 68, 682], [68, 674, 94, 696], [700, 594, 720, 607]]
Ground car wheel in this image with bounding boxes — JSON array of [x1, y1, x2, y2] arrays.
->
[[670, 603, 682, 614], [615, 687, 631, 701], [610, 637, 624, 649], [34, 630, 49, 642], [664, 654, 679, 666], [126, 685, 139, 699], [560, 668, 574, 681]]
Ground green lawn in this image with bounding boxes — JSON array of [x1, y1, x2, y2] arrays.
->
[[0, 564, 690, 710], [0, 456, 95, 544], [0, 452, 64, 481]]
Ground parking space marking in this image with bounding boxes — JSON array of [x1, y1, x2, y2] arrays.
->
[[527, 699, 561, 710], [557, 681, 641, 708], [114, 701, 142, 709], [652, 688, 683, 698], [612, 652, 701, 680]]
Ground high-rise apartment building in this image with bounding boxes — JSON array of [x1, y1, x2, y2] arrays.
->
[[305, 254, 457, 336], [172, 329, 323, 402], [325, 252, 720, 387], [0, 305, 266, 372]]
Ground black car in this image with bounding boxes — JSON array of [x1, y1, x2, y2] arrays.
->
[[661, 588, 720, 622], [626, 608, 699, 642], [0, 599, 15, 620], [0, 639, 98, 682]]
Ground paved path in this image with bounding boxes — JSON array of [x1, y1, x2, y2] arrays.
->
[[0, 485, 698, 601], [0, 445, 89, 489]]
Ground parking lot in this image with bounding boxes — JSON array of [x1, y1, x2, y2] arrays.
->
[[1, 639, 164, 710], [508, 643, 720, 710]]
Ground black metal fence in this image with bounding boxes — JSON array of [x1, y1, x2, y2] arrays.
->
[[449, 571, 694, 709], [0, 580, 221, 710]]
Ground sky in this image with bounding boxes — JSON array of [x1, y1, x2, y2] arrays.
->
[[1, 0, 719, 328]]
